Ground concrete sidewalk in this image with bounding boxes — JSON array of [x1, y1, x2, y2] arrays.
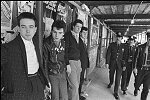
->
[[85, 67, 150, 100]]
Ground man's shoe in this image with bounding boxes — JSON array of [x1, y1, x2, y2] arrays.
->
[[107, 84, 111, 88], [79, 96, 86, 100], [114, 93, 119, 99], [123, 91, 127, 95], [134, 90, 138, 96]]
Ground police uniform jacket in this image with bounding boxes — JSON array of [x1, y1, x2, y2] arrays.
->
[[134, 43, 149, 69], [106, 42, 127, 69], [126, 44, 137, 67]]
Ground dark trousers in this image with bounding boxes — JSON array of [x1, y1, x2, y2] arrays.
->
[[135, 69, 150, 100], [1, 74, 44, 100], [121, 62, 136, 91], [126, 62, 136, 87], [109, 63, 122, 94], [28, 74, 45, 100], [79, 68, 86, 94], [121, 70, 127, 91]]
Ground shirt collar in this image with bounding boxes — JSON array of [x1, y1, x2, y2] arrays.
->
[[21, 36, 33, 45]]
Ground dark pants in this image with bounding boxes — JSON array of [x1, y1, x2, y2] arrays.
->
[[121, 69, 127, 91], [79, 68, 86, 94], [135, 69, 150, 100], [1, 74, 44, 100], [28, 74, 45, 100], [121, 62, 136, 91], [109, 62, 123, 94], [126, 62, 136, 87]]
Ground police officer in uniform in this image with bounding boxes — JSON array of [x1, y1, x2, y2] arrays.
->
[[106, 32, 127, 99], [134, 32, 150, 100], [121, 36, 137, 95]]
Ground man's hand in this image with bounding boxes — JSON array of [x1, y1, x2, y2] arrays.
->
[[44, 82, 51, 99], [45, 82, 51, 93], [123, 67, 126, 71], [66, 65, 71, 76]]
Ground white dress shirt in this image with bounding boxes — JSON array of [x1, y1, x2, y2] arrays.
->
[[21, 36, 39, 74]]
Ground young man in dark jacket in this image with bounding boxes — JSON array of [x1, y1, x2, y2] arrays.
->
[[79, 26, 90, 99], [43, 20, 69, 100], [64, 19, 83, 100]]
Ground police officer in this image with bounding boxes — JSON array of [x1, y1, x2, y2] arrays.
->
[[134, 32, 150, 100], [106, 32, 127, 99], [121, 36, 137, 95]]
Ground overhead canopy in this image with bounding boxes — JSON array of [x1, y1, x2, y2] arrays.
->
[[80, 1, 150, 36]]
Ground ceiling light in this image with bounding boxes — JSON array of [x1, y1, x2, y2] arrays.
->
[[131, 19, 134, 24], [126, 28, 129, 32]]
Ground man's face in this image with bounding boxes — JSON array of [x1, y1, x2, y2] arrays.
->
[[80, 30, 88, 39], [19, 18, 37, 41], [129, 40, 135, 46], [52, 27, 64, 42], [73, 23, 82, 34]]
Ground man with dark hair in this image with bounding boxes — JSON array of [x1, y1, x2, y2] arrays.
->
[[106, 32, 127, 99], [134, 32, 150, 100], [1, 12, 49, 100], [64, 19, 83, 100], [79, 26, 90, 99], [43, 20, 69, 100]]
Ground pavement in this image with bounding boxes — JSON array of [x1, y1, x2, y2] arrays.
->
[[84, 67, 150, 100]]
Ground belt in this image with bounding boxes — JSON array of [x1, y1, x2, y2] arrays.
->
[[28, 72, 38, 77], [141, 67, 150, 71]]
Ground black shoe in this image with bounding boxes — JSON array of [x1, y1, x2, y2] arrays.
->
[[114, 93, 119, 99], [134, 90, 138, 96], [107, 84, 111, 88], [123, 91, 127, 95], [80, 96, 86, 100]]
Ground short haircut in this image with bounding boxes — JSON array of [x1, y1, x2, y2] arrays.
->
[[81, 26, 88, 32], [17, 12, 37, 27], [72, 19, 83, 27], [51, 20, 66, 32]]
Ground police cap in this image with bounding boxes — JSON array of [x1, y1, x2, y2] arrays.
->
[[146, 31, 150, 37], [116, 32, 123, 37]]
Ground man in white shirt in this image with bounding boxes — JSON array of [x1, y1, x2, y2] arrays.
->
[[1, 12, 49, 100]]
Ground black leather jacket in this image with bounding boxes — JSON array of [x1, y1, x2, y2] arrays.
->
[[43, 36, 66, 75]]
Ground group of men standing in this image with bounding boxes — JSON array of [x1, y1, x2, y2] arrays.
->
[[1, 12, 89, 100], [106, 32, 150, 100]]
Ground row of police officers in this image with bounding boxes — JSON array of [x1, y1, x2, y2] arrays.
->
[[106, 32, 150, 100]]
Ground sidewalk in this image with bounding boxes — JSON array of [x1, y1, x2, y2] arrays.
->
[[85, 67, 150, 100]]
